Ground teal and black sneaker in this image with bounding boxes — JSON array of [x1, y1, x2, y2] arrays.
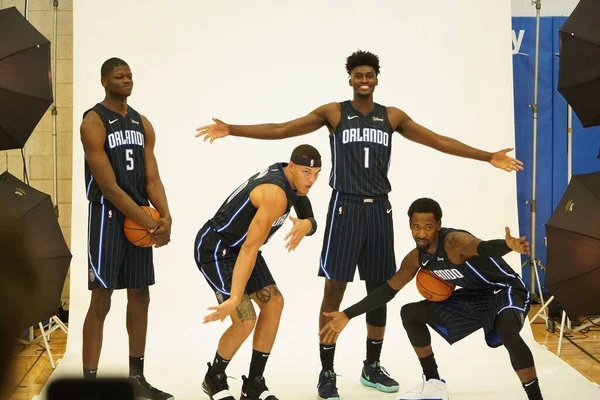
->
[[317, 370, 340, 400], [359, 360, 399, 393]]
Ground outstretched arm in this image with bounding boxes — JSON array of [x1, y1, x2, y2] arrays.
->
[[389, 107, 523, 172], [318, 249, 420, 342], [444, 227, 530, 265], [203, 184, 287, 323], [195, 103, 336, 142], [80, 111, 158, 231]]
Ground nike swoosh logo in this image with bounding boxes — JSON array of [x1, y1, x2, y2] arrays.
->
[[262, 354, 269, 358], [421, 260, 429, 266], [109, 119, 118, 124], [494, 289, 502, 294], [386, 208, 392, 214], [348, 115, 359, 119], [371, 341, 383, 345], [323, 346, 334, 350]]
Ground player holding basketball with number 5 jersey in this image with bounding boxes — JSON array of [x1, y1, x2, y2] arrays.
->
[[319, 198, 544, 400], [80, 58, 173, 399], [196, 50, 524, 400]]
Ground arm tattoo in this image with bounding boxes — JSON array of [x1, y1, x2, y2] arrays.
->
[[447, 234, 459, 251], [235, 294, 256, 322]]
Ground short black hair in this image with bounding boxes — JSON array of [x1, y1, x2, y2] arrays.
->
[[407, 198, 443, 222], [292, 144, 321, 161], [346, 50, 380, 76], [101, 57, 129, 77]]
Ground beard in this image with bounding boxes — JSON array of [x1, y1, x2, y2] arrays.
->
[[415, 240, 429, 252]]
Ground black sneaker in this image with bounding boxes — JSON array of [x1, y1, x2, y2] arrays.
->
[[128, 375, 174, 400], [240, 375, 278, 400], [202, 362, 235, 400], [359, 360, 399, 393], [317, 370, 340, 400]]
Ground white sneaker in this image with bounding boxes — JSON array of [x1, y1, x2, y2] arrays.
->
[[398, 375, 449, 400]]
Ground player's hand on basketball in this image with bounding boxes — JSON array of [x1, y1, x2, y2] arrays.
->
[[489, 148, 524, 172], [283, 216, 311, 252], [319, 311, 349, 343], [505, 227, 530, 255], [151, 216, 172, 248], [203, 297, 240, 323], [195, 118, 230, 143]]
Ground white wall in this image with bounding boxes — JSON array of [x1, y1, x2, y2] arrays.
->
[[512, 0, 579, 16]]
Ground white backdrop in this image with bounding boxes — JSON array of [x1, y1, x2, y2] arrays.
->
[[39, 1, 600, 399]]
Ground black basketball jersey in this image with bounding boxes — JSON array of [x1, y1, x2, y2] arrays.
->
[[419, 228, 524, 290], [208, 163, 299, 248], [329, 101, 393, 196], [84, 103, 148, 206]]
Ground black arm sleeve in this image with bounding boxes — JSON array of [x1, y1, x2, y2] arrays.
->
[[293, 195, 317, 236], [343, 283, 399, 319], [477, 239, 511, 257]]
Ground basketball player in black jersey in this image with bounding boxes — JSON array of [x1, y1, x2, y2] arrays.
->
[[195, 50, 524, 399], [196, 145, 321, 400], [319, 198, 543, 400], [80, 58, 172, 400]]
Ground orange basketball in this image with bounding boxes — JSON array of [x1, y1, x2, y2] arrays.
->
[[416, 268, 455, 302], [123, 206, 161, 247]]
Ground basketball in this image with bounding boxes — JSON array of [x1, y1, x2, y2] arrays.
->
[[123, 206, 161, 247], [416, 268, 455, 302]]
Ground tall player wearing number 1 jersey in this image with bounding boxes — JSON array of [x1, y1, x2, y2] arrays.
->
[[195, 50, 524, 400], [80, 58, 172, 400]]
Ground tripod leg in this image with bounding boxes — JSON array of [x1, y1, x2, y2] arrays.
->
[[52, 316, 69, 334], [534, 261, 546, 307], [557, 310, 567, 357], [39, 322, 56, 369], [530, 295, 553, 324]]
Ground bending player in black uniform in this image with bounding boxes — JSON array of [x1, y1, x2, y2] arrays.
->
[[195, 50, 524, 399], [80, 58, 173, 400], [196, 145, 321, 400], [319, 198, 543, 400]]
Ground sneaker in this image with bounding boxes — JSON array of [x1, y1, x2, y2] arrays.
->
[[129, 375, 174, 400], [240, 375, 278, 400], [398, 375, 448, 400], [317, 370, 340, 400], [359, 360, 399, 393], [202, 363, 235, 400]]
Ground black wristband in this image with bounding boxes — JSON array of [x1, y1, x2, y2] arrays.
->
[[477, 239, 511, 257], [306, 217, 317, 236], [343, 282, 399, 319]]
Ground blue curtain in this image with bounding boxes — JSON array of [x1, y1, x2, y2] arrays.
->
[[512, 16, 600, 292]]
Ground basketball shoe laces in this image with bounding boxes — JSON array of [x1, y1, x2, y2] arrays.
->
[[370, 363, 394, 383], [320, 371, 340, 392]]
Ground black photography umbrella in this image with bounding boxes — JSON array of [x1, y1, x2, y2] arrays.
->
[[545, 172, 600, 318], [0, 6, 53, 150], [557, 0, 600, 128], [0, 171, 71, 329]]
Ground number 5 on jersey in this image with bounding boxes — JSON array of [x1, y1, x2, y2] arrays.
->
[[126, 148, 134, 171]]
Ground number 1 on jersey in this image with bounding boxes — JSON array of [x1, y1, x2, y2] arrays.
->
[[364, 147, 370, 168]]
